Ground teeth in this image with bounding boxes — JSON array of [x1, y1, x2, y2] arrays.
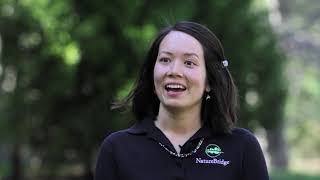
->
[[166, 84, 186, 89]]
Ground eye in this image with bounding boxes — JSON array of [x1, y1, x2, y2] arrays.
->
[[184, 60, 196, 67], [159, 57, 171, 63]]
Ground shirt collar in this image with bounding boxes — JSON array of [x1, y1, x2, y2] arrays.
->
[[189, 124, 211, 141], [126, 117, 155, 135], [126, 117, 212, 140], [127, 117, 213, 153]]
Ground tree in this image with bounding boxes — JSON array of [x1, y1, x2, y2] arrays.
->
[[0, 0, 287, 179]]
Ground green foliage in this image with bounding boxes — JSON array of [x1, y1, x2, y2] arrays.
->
[[285, 61, 320, 160], [0, 0, 287, 178], [278, 0, 320, 173], [0, 163, 10, 179], [271, 171, 320, 180]]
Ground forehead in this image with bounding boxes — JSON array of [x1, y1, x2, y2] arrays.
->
[[158, 31, 203, 56]]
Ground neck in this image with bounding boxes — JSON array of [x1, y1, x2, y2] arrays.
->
[[155, 104, 202, 135]]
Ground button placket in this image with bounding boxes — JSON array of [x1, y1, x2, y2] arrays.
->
[[176, 160, 182, 168], [174, 158, 184, 180]]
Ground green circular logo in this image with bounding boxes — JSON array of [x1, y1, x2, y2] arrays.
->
[[205, 144, 223, 158]]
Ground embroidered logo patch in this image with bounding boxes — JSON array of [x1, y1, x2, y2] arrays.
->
[[205, 144, 224, 158], [195, 144, 230, 166]]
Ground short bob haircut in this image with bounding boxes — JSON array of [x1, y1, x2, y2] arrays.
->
[[115, 21, 238, 134]]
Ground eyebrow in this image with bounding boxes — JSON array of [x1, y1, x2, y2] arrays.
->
[[160, 51, 200, 58]]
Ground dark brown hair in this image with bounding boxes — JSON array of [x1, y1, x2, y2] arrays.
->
[[114, 21, 238, 134]]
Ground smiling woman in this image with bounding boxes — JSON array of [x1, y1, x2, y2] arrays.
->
[[95, 21, 269, 180], [154, 31, 208, 116]]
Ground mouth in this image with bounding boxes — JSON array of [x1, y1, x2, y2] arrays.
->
[[165, 83, 187, 92]]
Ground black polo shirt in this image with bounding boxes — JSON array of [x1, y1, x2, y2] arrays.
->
[[95, 118, 269, 180]]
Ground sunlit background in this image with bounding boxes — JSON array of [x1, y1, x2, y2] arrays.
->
[[0, 0, 319, 180]]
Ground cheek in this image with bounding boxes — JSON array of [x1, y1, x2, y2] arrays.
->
[[153, 64, 165, 87], [186, 70, 207, 88]]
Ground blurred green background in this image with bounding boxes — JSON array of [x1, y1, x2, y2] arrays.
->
[[0, 0, 319, 179]]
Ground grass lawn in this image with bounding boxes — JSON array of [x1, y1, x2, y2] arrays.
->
[[271, 171, 320, 180]]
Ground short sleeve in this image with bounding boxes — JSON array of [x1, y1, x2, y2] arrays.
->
[[95, 135, 118, 180], [242, 132, 269, 180]]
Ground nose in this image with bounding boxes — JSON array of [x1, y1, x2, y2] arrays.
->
[[167, 60, 183, 77]]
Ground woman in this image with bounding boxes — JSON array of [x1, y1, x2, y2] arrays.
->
[[95, 21, 269, 180]]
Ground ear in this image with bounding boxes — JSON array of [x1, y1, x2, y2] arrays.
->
[[205, 83, 211, 92]]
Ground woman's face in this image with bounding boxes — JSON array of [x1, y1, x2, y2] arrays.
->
[[153, 31, 209, 111]]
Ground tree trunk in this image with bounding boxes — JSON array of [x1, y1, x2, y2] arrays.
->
[[10, 142, 22, 180], [266, 121, 288, 170], [82, 157, 93, 180]]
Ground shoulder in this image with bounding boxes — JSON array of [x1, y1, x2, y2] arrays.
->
[[101, 129, 132, 146], [99, 121, 146, 147], [230, 127, 262, 149], [97, 129, 132, 159], [95, 130, 133, 179], [230, 128, 266, 164], [231, 129, 269, 178], [231, 128, 258, 140], [231, 127, 253, 136]]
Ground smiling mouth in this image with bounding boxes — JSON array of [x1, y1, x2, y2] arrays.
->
[[165, 83, 186, 92]]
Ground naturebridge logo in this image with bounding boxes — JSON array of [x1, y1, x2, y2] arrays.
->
[[195, 144, 230, 166], [205, 144, 223, 158]]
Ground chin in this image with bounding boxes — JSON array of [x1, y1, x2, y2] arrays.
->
[[162, 101, 187, 109]]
